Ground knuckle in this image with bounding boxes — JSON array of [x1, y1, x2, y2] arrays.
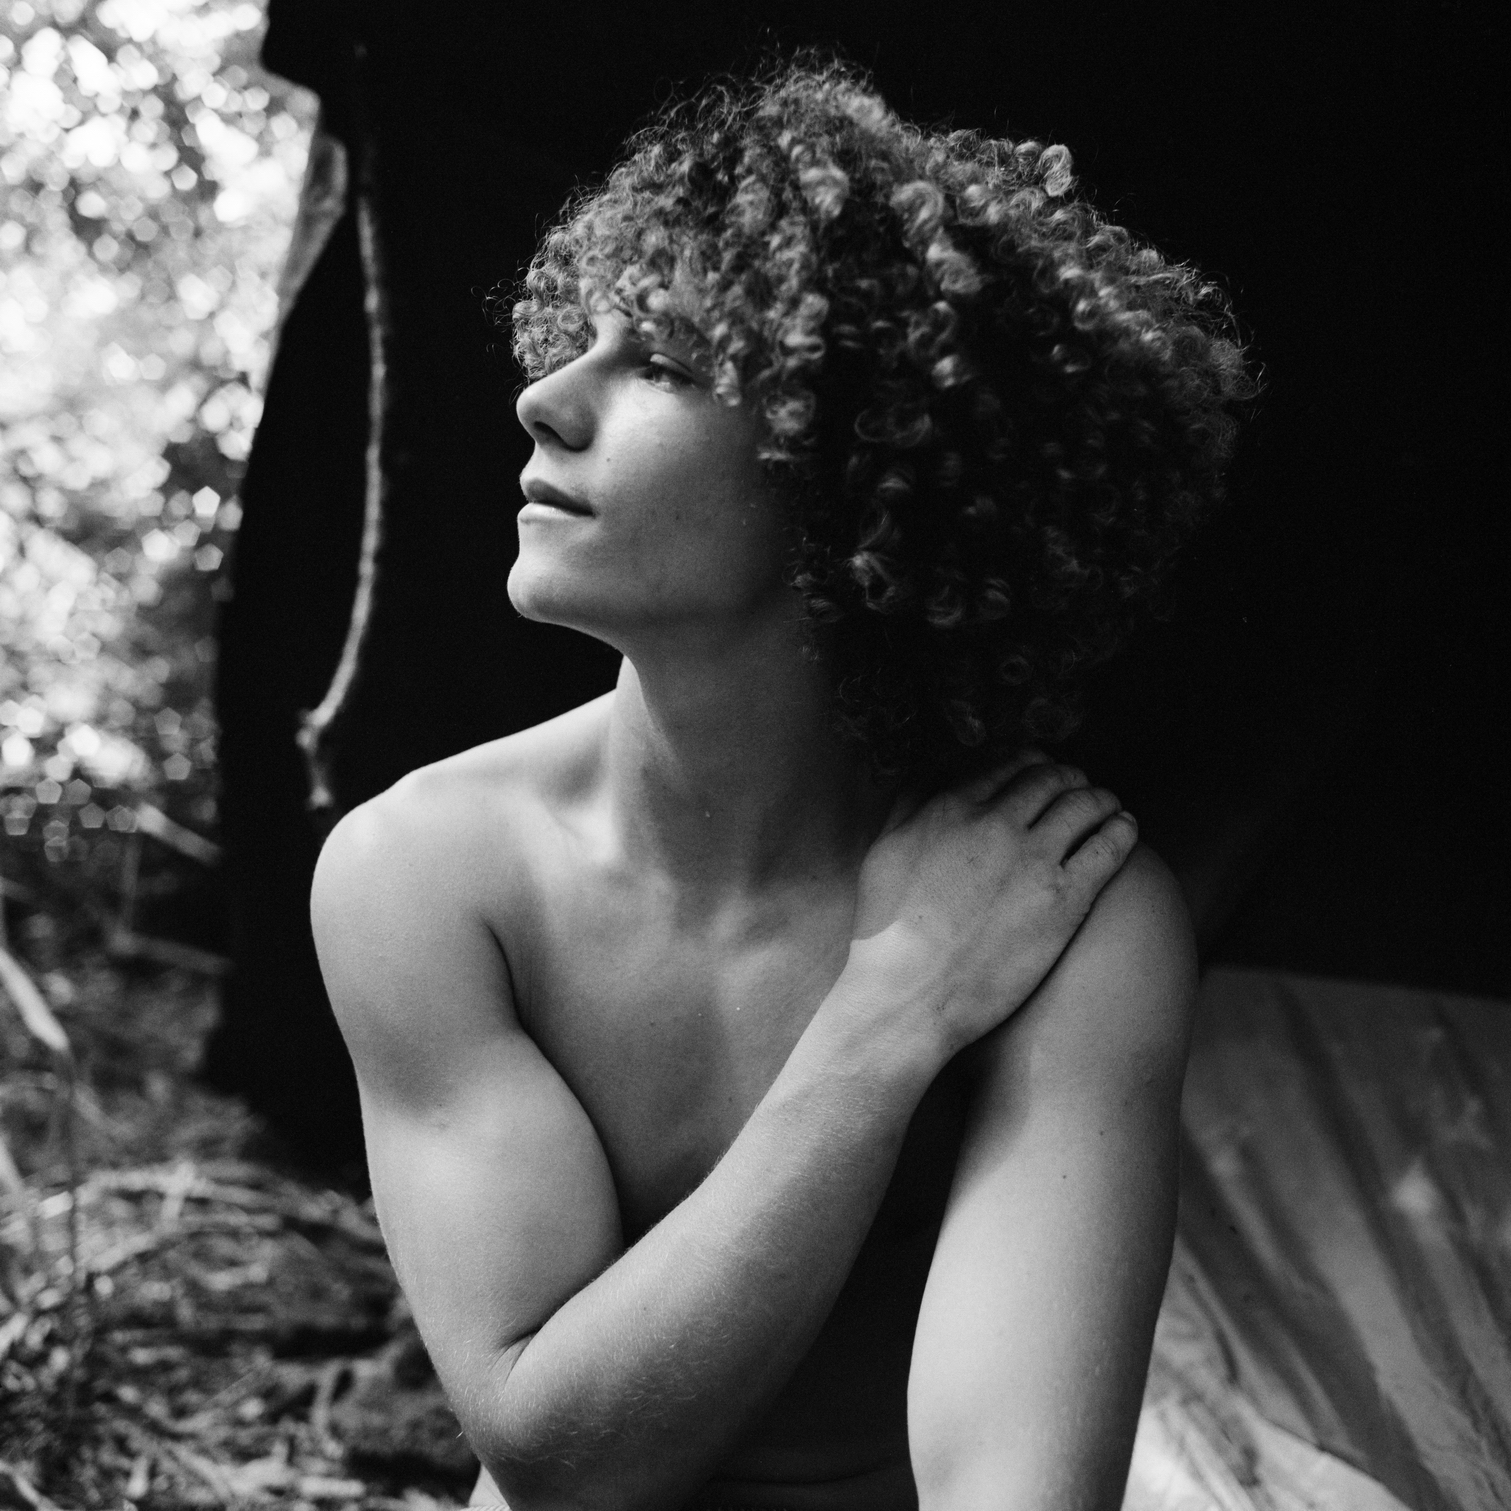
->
[[1082, 814, 1138, 864], [1035, 764, 1085, 796], [1051, 783, 1109, 819], [1071, 829, 1121, 871], [1079, 828, 1115, 861], [1013, 761, 1080, 801]]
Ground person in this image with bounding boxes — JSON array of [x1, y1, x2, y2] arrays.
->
[[310, 59, 1247, 1511]]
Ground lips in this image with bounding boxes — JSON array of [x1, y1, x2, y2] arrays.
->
[[519, 478, 593, 516]]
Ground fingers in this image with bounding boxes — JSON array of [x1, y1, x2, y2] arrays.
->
[[1033, 782, 1122, 855], [996, 759, 1090, 824], [1063, 808, 1139, 881], [938, 755, 1134, 879]]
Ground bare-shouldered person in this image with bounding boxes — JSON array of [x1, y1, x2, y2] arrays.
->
[[312, 61, 1247, 1511]]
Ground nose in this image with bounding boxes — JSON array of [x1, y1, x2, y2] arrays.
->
[[516, 354, 594, 452]]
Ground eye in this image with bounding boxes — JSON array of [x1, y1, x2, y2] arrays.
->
[[641, 355, 696, 389]]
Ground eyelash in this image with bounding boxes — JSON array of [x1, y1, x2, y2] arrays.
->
[[642, 357, 693, 388]]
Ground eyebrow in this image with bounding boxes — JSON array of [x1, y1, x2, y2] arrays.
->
[[620, 315, 712, 374], [575, 293, 713, 380]]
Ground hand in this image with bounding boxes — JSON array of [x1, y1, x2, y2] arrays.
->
[[842, 754, 1138, 1064]]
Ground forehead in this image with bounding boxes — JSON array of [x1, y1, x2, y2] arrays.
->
[[581, 259, 708, 343]]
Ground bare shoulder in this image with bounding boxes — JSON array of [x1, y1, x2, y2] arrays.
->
[[1063, 841, 1195, 1018], [312, 694, 611, 924], [309, 695, 613, 1080], [975, 842, 1197, 1098]]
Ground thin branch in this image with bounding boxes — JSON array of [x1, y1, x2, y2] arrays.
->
[[0, 1461, 68, 1511], [104, 925, 230, 978], [118, 1417, 243, 1509], [298, 54, 389, 825], [0, 947, 72, 1058], [0, 1124, 39, 1261], [0, 1311, 30, 1365], [132, 804, 222, 868]]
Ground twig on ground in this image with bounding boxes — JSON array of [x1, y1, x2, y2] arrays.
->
[[123, 1454, 151, 1501], [0, 1310, 30, 1364], [0, 1122, 39, 1260], [0, 945, 86, 1439], [118, 1416, 242, 1508], [310, 1357, 351, 1455], [1, 957, 470, 1507], [59, 1057, 89, 1438], [85, 1165, 386, 1250], [157, 1158, 196, 1228], [172, 1358, 274, 1432], [0, 1460, 68, 1511]]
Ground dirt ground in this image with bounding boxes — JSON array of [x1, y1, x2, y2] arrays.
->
[[0, 938, 477, 1510]]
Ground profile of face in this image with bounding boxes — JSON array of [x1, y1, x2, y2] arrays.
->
[[510, 307, 794, 656]]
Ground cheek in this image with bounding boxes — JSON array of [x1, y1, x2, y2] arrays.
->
[[514, 401, 789, 622], [610, 416, 776, 550], [674, 496, 791, 609]]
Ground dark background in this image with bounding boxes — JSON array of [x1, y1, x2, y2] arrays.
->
[[208, 0, 1508, 1170]]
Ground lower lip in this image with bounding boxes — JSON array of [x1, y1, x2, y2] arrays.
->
[[518, 501, 593, 522]]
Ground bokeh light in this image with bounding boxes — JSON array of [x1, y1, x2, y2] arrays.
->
[[1, 0, 315, 908]]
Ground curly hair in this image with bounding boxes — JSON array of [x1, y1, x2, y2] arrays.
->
[[504, 57, 1251, 786]]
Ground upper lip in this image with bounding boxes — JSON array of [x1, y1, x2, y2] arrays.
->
[[520, 477, 593, 515]]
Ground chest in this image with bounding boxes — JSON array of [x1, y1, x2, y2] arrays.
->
[[502, 864, 967, 1240]]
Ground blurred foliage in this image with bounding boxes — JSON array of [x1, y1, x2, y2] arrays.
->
[[0, 11, 475, 1497], [0, 0, 315, 941]]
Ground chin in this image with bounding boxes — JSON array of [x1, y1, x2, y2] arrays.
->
[[507, 556, 618, 642], [507, 556, 571, 624]]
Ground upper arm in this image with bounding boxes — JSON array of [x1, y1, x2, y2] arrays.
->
[[908, 844, 1195, 1511], [309, 785, 622, 1434]]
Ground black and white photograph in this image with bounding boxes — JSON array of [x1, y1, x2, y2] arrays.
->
[[1, 2, 1505, 1507]]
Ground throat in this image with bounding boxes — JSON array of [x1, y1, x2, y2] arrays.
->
[[604, 657, 890, 894]]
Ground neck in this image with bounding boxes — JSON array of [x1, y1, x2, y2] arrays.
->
[[605, 616, 889, 893]]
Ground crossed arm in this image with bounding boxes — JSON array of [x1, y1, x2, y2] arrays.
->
[[311, 767, 1194, 1511]]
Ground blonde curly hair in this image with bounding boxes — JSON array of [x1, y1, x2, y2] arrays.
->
[[503, 57, 1251, 785]]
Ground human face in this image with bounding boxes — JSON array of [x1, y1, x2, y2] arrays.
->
[[510, 308, 792, 654]]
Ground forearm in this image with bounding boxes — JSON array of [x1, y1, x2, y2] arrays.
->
[[908, 849, 1194, 1511], [473, 978, 940, 1511]]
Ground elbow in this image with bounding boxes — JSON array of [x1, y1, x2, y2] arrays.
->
[[466, 1415, 590, 1511], [472, 1449, 583, 1511], [460, 1340, 683, 1511], [462, 1374, 631, 1511], [475, 1426, 682, 1511], [458, 1358, 583, 1511], [474, 1450, 645, 1511]]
